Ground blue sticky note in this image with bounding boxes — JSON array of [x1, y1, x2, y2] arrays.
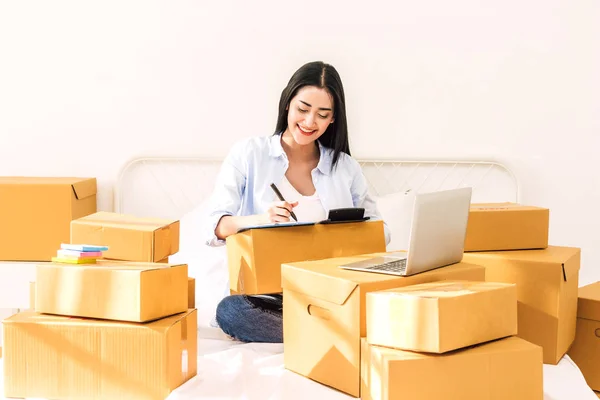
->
[[61, 243, 109, 252]]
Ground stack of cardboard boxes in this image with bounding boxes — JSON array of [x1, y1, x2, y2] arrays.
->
[[361, 280, 543, 399], [280, 255, 488, 398], [1, 176, 592, 398], [461, 203, 581, 366], [0, 177, 100, 356], [1, 178, 196, 400], [4, 258, 196, 400], [225, 201, 580, 398]]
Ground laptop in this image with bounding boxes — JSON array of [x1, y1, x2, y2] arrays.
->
[[339, 187, 472, 276]]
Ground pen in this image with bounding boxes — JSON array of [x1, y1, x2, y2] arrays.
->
[[270, 183, 298, 222]]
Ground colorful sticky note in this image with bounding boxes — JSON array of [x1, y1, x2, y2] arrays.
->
[[52, 257, 97, 264], [61, 244, 109, 252]]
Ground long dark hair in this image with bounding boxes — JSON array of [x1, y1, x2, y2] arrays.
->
[[274, 61, 350, 169]]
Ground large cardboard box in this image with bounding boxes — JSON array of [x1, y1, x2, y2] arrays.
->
[[2, 309, 197, 400], [70, 211, 180, 262], [361, 336, 543, 400], [463, 246, 580, 364], [366, 280, 517, 353], [35, 260, 188, 322], [0, 177, 97, 261], [568, 281, 600, 391], [227, 220, 386, 295], [282, 254, 485, 397], [465, 203, 549, 251]]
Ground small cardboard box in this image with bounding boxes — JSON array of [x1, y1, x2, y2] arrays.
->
[[226, 220, 386, 295], [0, 177, 97, 261], [568, 281, 600, 391], [465, 203, 549, 252], [366, 280, 517, 353], [35, 260, 188, 322], [282, 254, 485, 397], [188, 277, 195, 308], [70, 211, 180, 262], [463, 246, 580, 364], [2, 309, 197, 400], [361, 336, 543, 400]]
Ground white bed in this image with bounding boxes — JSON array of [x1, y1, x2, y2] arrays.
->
[[1, 157, 593, 399], [110, 156, 597, 399]]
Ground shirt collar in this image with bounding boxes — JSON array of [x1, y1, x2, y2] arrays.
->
[[269, 134, 333, 175]]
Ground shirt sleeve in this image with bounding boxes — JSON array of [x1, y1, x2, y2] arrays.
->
[[349, 160, 392, 247], [202, 141, 248, 247]]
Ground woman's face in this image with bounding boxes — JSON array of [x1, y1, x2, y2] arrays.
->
[[286, 86, 335, 146]]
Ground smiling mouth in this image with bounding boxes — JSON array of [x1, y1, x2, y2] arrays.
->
[[297, 124, 316, 135]]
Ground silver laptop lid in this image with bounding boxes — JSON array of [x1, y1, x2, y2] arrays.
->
[[404, 187, 472, 275]]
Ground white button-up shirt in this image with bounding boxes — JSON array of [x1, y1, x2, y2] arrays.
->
[[203, 134, 391, 246]]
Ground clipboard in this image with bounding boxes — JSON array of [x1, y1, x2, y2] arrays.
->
[[236, 221, 315, 234], [235, 208, 369, 233]]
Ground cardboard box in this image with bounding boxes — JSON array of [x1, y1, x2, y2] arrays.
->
[[366, 280, 517, 353], [465, 203, 549, 251], [35, 260, 188, 322], [568, 281, 600, 391], [226, 220, 386, 295], [188, 277, 195, 308], [70, 211, 180, 262], [361, 336, 543, 400], [2, 309, 197, 400], [282, 254, 485, 397], [0, 177, 97, 261], [462, 246, 580, 364]]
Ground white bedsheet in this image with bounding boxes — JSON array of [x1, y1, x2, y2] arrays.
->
[[171, 327, 598, 400], [0, 325, 597, 399]]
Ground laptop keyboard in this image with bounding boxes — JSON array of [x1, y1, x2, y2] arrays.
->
[[365, 258, 407, 274]]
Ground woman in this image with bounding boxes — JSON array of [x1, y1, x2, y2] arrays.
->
[[203, 61, 390, 343]]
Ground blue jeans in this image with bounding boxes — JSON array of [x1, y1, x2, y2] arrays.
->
[[215, 294, 283, 343]]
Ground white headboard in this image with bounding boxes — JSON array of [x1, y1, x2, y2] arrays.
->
[[115, 157, 519, 220]]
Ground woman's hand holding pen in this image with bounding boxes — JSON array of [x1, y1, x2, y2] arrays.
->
[[265, 200, 298, 223]]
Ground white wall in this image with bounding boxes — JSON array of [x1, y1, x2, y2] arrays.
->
[[1, 1, 599, 284]]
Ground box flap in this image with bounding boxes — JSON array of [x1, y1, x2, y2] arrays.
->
[[3, 309, 194, 333], [373, 336, 537, 361], [377, 280, 515, 299], [467, 246, 579, 266], [74, 211, 177, 231], [282, 252, 480, 305], [282, 262, 359, 305], [40, 259, 185, 272], [577, 282, 600, 321], [561, 248, 581, 282], [0, 177, 94, 186], [71, 179, 97, 200], [470, 203, 548, 212]]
